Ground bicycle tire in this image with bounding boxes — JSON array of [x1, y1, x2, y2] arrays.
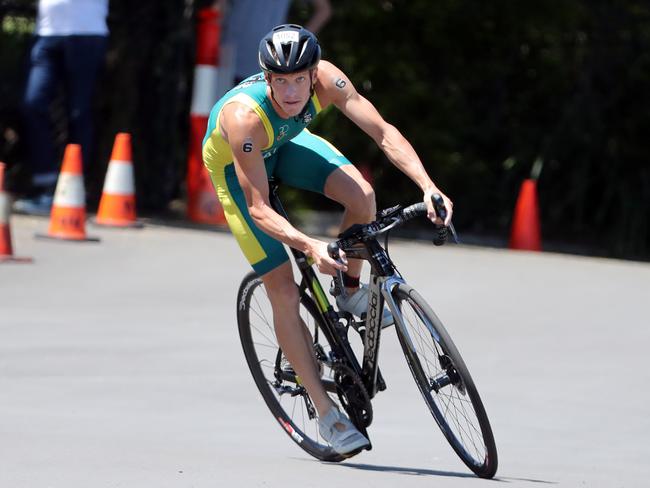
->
[[237, 271, 346, 462], [392, 284, 498, 478]]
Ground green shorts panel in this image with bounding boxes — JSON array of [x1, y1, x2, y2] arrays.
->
[[213, 130, 351, 276], [273, 130, 352, 194], [216, 166, 290, 276]]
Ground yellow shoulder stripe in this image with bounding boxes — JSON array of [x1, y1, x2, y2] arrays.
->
[[224, 93, 274, 150], [312, 92, 322, 113]]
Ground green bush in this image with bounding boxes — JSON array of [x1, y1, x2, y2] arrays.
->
[[2, 0, 648, 259]]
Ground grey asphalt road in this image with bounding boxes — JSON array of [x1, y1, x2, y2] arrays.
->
[[1, 215, 649, 488]]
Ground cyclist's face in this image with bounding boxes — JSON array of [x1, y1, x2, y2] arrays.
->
[[267, 69, 315, 116]]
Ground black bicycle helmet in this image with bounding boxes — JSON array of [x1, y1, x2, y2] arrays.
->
[[258, 24, 321, 74]]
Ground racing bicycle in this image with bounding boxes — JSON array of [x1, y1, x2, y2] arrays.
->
[[236, 182, 498, 478]]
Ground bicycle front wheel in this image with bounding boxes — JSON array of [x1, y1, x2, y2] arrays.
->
[[392, 284, 498, 478], [237, 271, 345, 462]]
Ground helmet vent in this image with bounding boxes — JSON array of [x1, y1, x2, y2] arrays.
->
[[281, 43, 293, 65], [297, 39, 309, 64], [265, 42, 281, 65]]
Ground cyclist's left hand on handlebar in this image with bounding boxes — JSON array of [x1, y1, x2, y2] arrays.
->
[[309, 240, 348, 276], [424, 188, 453, 226]]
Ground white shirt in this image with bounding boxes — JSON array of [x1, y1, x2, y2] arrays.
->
[[36, 0, 109, 36]]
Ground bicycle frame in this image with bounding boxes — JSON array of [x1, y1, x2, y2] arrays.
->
[[269, 183, 406, 399], [247, 186, 497, 476]]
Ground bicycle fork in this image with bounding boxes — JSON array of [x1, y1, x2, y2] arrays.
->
[[382, 281, 466, 396]]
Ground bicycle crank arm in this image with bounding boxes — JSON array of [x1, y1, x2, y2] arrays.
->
[[278, 370, 338, 394]]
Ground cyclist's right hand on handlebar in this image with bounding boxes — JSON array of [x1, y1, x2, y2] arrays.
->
[[423, 188, 453, 226], [307, 239, 348, 275]]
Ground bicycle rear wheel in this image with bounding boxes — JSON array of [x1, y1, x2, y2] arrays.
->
[[392, 284, 498, 478], [237, 271, 345, 462]]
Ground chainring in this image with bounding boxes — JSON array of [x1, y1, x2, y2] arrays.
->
[[333, 363, 373, 431]]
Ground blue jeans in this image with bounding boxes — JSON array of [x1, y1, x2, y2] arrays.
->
[[22, 35, 108, 190]]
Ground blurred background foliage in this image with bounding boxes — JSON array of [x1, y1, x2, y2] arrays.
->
[[1, 0, 649, 259]]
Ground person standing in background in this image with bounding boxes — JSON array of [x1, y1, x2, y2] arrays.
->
[[217, 0, 331, 84], [14, 0, 109, 215]]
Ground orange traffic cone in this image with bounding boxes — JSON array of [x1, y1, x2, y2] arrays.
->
[[37, 144, 99, 242], [186, 7, 227, 226], [95, 133, 142, 227], [0, 162, 33, 263], [509, 178, 541, 251], [188, 163, 227, 225]]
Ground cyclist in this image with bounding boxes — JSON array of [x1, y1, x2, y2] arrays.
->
[[202, 24, 453, 455]]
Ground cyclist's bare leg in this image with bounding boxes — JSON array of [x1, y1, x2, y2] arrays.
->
[[261, 261, 336, 417], [324, 164, 376, 292]]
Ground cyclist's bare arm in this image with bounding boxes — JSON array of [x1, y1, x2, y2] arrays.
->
[[220, 102, 347, 274], [315, 61, 453, 225]]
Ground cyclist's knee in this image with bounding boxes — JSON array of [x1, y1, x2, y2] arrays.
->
[[262, 265, 300, 311], [344, 180, 375, 220]]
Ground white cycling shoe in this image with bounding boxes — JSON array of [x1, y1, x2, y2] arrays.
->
[[318, 407, 370, 455], [336, 284, 394, 328]]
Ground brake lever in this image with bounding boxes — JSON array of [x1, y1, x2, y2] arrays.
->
[[327, 242, 347, 298], [448, 222, 460, 244], [432, 194, 460, 243], [432, 193, 447, 223], [431, 193, 461, 245], [430, 194, 447, 246]]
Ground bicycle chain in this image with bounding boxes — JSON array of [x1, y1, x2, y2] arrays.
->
[[332, 363, 373, 430]]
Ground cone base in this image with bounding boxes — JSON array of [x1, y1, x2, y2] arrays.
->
[[0, 255, 34, 263], [187, 196, 227, 225], [96, 193, 137, 226], [187, 213, 228, 226], [93, 217, 144, 228], [508, 242, 542, 252], [35, 232, 101, 243]]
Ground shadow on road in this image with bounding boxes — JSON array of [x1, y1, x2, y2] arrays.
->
[[327, 461, 480, 479], [306, 460, 557, 484]]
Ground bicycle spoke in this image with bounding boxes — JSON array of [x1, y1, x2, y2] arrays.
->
[[429, 356, 485, 463], [258, 359, 275, 370], [252, 340, 279, 351], [239, 276, 341, 459], [395, 287, 496, 476], [447, 390, 482, 435], [442, 393, 474, 455], [250, 304, 274, 334]]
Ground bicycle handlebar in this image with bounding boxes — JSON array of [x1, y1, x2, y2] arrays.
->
[[329, 193, 456, 256], [392, 194, 451, 246]]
